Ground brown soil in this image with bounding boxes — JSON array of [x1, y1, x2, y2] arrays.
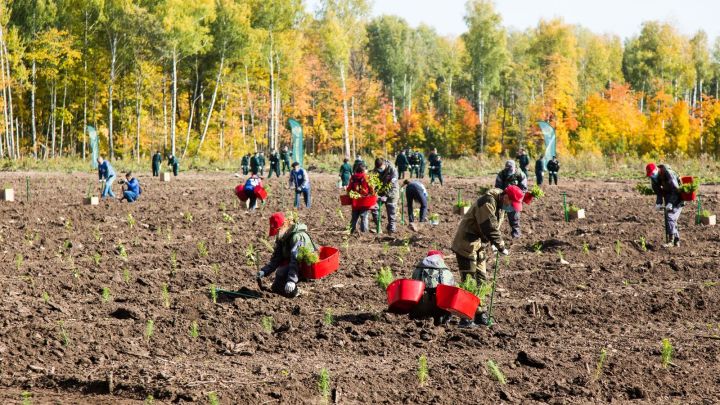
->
[[0, 171, 719, 404]]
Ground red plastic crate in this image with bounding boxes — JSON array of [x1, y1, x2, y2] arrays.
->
[[300, 246, 340, 280], [386, 279, 425, 314], [523, 193, 534, 205], [351, 195, 378, 210], [234, 185, 248, 201], [435, 284, 481, 320], [680, 176, 696, 201], [339, 194, 352, 206], [254, 186, 268, 200]]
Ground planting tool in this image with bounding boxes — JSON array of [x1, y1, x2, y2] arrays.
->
[[696, 195, 702, 225], [376, 200, 383, 234], [562, 192, 569, 222], [486, 250, 501, 327], [663, 206, 670, 243], [400, 188, 405, 225], [26, 177, 30, 202]]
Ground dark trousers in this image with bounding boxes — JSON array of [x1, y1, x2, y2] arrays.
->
[[350, 209, 370, 233], [549, 172, 558, 185], [406, 189, 428, 223], [521, 167, 528, 178], [507, 210, 521, 238], [172, 164, 178, 176], [282, 161, 290, 174], [294, 188, 311, 208], [430, 169, 443, 185], [536, 173, 543, 185], [152, 163, 160, 176], [268, 164, 280, 178], [242, 166, 249, 175]]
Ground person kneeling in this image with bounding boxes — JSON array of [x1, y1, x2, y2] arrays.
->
[[256, 212, 317, 298], [409, 250, 455, 326], [118, 172, 141, 203]]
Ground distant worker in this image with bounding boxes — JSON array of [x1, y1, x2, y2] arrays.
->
[[268, 150, 281, 178], [258, 152, 266, 177], [517, 149, 530, 177], [646, 163, 683, 247], [372, 158, 400, 234], [395, 150, 409, 179], [408, 250, 455, 326], [347, 162, 374, 233], [167, 154, 179, 177], [408, 151, 418, 178], [403, 179, 428, 226], [339, 157, 352, 187], [428, 148, 443, 185], [534, 157, 545, 185], [250, 152, 260, 175], [451, 185, 523, 327], [97, 156, 116, 199], [417, 151, 426, 179], [495, 160, 528, 239], [118, 172, 142, 203], [241, 153, 250, 175], [151, 151, 162, 177], [280, 146, 292, 175], [547, 156, 560, 185], [256, 212, 318, 298], [353, 154, 365, 173], [289, 162, 311, 208]]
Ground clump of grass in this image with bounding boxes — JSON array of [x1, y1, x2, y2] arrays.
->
[[101, 287, 111, 302], [323, 309, 334, 326], [189, 320, 199, 339], [486, 360, 506, 384], [208, 392, 219, 405], [126, 213, 136, 229], [661, 338, 673, 368], [615, 240, 622, 256], [145, 319, 154, 341], [376, 266, 394, 289], [261, 316, 273, 334], [197, 240, 208, 258], [161, 284, 170, 308], [418, 354, 429, 386], [594, 348, 608, 381], [318, 368, 331, 403]]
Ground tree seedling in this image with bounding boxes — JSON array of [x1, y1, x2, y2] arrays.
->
[[197, 240, 208, 258], [15, 253, 23, 270], [209, 284, 217, 304], [58, 321, 70, 346], [169, 251, 178, 274], [116, 243, 128, 261], [144, 395, 154, 405], [93, 226, 102, 242], [42, 291, 50, 304], [661, 338, 673, 368], [225, 230, 233, 244], [21, 391, 32, 405], [183, 212, 193, 223], [101, 287, 111, 302], [376, 266, 394, 289], [582, 241, 590, 255], [219, 201, 227, 212], [261, 316, 273, 334], [418, 355, 429, 386], [145, 319, 154, 341], [318, 368, 331, 403], [208, 392, 219, 405], [638, 236, 647, 252], [614, 240, 622, 256], [161, 284, 170, 308], [245, 244, 257, 267], [336, 208, 345, 222], [323, 308, 334, 326], [212, 263, 220, 276], [123, 268, 131, 284], [222, 213, 234, 223], [189, 320, 199, 339], [459, 275, 493, 301], [533, 241, 543, 254], [558, 251, 565, 262], [486, 360, 506, 384], [64, 218, 73, 230], [594, 348, 607, 381], [126, 213, 136, 229]]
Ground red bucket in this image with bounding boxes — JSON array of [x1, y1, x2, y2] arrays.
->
[[435, 284, 481, 320], [680, 176, 696, 201], [339, 194, 352, 206], [234, 185, 248, 201], [523, 193, 534, 205], [386, 279, 425, 313], [254, 186, 268, 200], [300, 246, 340, 280], [352, 195, 378, 210]]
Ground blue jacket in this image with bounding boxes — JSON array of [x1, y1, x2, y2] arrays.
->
[[98, 161, 116, 180], [289, 168, 310, 190], [126, 178, 141, 195]]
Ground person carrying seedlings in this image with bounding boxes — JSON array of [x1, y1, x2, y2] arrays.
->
[[450, 185, 522, 327], [167, 154, 179, 177], [517, 149, 530, 177], [409, 250, 455, 326], [534, 157, 545, 185], [353, 154, 365, 173], [258, 152, 266, 176], [151, 151, 162, 177], [372, 158, 400, 234], [241, 153, 250, 175], [347, 162, 374, 233], [256, 212, 318, 298], [250, 152, 260, 175], [97, 156, 116, 199], [403, 179, 428, 225], [428, 148, 443, 185], [243, 174, 263, 210], [395, 150, 409, 179], [281, 146, 292, 174], [495, 160, 528, 239], [118, 172, 142, 203], [268, 150, 281, 178], [289, 162, 311, 208], [646, 163, 684, 247], [547, 156, 560, 185]]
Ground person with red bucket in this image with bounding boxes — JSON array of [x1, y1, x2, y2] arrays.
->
[[241, 174, 263, 211], [408, 250, 455, 326], [371, 158, 400, 234], [495, 160, 528, 239], [347, 162, 375, 233], [646, 163, 683, 247], [451, 185, 522, 327], [256, 212, 318, 298]]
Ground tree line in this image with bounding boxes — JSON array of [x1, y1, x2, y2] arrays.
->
[[1, 0, 720, 163]]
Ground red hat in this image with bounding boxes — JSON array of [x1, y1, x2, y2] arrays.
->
[[268, 212, 286, 237], [504, 185, 524, 213], [427, 250, 444, 258], [645, 163, 657, 177]]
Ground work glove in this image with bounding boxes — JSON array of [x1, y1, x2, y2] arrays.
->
[[284, 281, 296, 295], [491, 245, 498, 253], [655, 204, 663, 211], [296, 187, 302, 192], [501, 249, 509, 256], [665, 203, 674, 211], [256, 270, 265, 280], [379, 196, 388, 203]]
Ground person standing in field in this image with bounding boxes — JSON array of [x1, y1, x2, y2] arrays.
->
[[241, 153, 250, 175], [495, 160, 528, 239], [408, 151, 418, 178], [167, 154, 179, 177], [403, 179, 428, 225], [395, 150, 409, 179], [353, 154, 365, 172], [339, 157, 352, 187], [517, 149, 530, 178], [258, 152, 266, 177], [268, 150, 281, 178], [646, 163, 683, 247], [347, 162, 374, 233], [547, 156, 560, 185], [417, 151, 426, 179], [281, 146, 292, 175], [535, 157, 545, 185], [289, 162, 311, 209], [152, 151, 162, 177], [250, 152, 260, 175], [428, 148, 443, 185], [97, 156, 116, 199], [372, 158, 400, 234], [118, 172, 142, 203]]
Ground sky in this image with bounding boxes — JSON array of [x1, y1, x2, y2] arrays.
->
[[306, 0, 720, 41]]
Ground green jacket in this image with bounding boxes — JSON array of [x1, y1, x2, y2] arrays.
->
[[339, 163, 352, 181], [250, 155, 260, 170], [262, 223, 317, 279], [241, 155, 249, 166], [451, 188, 506, 258]]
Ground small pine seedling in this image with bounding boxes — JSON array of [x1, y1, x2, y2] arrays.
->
[[144, 395, 154, 405], [209, 284, 218, 304], [212, 263, 220, 276], [222, 213, 234, 223], [117, 243, 128, 261], [615, 240, 622, 256], [661, 338, 673, 368], [261, 316, 273, 334], [418, 355, 429, 386], [93, 226, 102, 242], [594, 348, 607, 381], [145, 319, 154, 341], [101, 287, 111, 302], [197, 240, 208, 258], [183, 212, 193, 223], [376, 266, 394, 289], [336, 208, 345, 222], [225, 230, 232, 244], [208, 392, 219, 405], [219, 201, 227, 212], [639, 236, 647, 252], [533, 241, 543, 253], [21, 391, 32, 405], [63, 239, 72, 250], [323, 308, 334, 326], [161, 284, 170, 308], [486, 360, 506, 384], [318, 368, 331, 403], [382, 242, 389, 254], [58, 321, 70, 346], [42, 291, 50, 304], [123, 268, 131, 283], [15, 253, 23, 270], [582, 241, 590, 255], [189, 320, 199, 339], [245, 244, 257, 266], [126, 213, 136, 228], [64, 219, 73, 230], [558, 251, 565, 262]]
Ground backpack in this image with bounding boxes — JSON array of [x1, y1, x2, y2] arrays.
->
[[411, 255, 455, 289]]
